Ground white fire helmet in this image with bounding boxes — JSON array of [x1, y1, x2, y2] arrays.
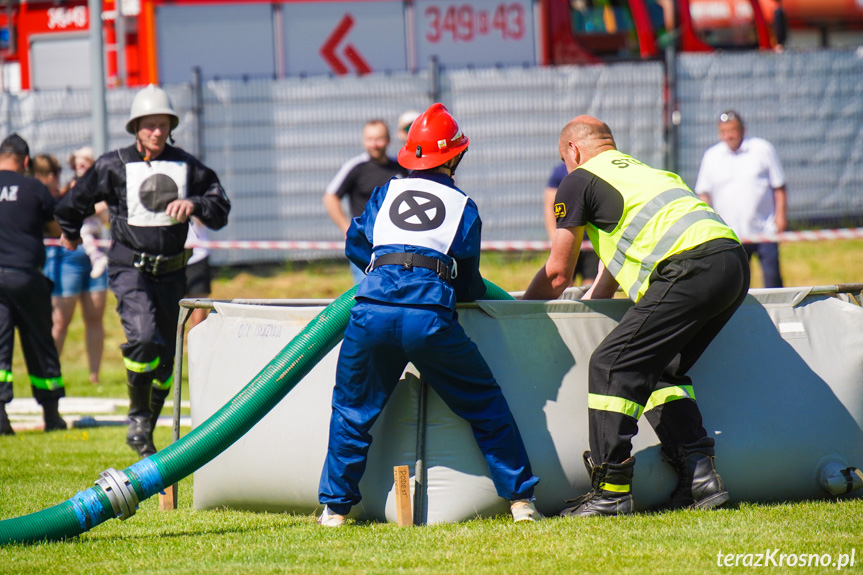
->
[[125, 84, 180, 135]]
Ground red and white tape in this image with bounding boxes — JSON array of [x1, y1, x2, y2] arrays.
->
[[45, 227, 863, 252]]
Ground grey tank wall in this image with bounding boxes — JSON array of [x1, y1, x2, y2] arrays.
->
[[188, 288, 863, 522]]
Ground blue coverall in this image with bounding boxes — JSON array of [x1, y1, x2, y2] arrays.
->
[[318, 172, 539, 515]]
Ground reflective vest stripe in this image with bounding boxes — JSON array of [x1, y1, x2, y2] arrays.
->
[[0, 370, 12, 383], [644, 385, 696, 413], [588, 393, 644, 420], [124, 356, 160, 373], [29, 375, 64, 391], [607, 188, 693, 278], [600, 481, 631, 493], [627, 210, 728, 300]]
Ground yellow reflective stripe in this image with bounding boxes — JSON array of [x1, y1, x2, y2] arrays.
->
[[588, 393, 644, 420], [600, 482, 631, 493], [0, 370, 12, 382], [644, 385, 696, 412], [153, 374, 173, 391], [30, 375, 64, 391], [628, 211, 728, 301], [124, 356, 160, 373], [606, 188, 694, 278]]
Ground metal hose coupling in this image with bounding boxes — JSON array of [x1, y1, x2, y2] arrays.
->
[[95, 468, 140, 520], [816, 457, 863, 497]]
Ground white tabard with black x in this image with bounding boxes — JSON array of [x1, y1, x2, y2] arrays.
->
[[372, 178, 468, 254], [125, 161, 188, 227]]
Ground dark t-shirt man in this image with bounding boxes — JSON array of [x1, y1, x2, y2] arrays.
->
[[0, 156, 65, 433], [0, 171, 55, 269], [330, 153, 407, 218]]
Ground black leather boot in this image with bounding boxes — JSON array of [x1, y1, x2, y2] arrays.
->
[[126, 384, 155, 457], [146, 386, 171, 454], [560, 452, 635, 517], [657, 437, 729, 510], [42, 400, 67, 431], [0, 402, 14, 435]]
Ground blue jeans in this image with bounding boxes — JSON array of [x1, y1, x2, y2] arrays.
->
[[744, 242, 783, 288], [43, 246, 108, 297]]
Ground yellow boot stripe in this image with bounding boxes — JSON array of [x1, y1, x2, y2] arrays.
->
[[600, 482, 631, 493], [153, 374, 173, 391]]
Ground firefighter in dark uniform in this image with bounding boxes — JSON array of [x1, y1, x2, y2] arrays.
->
[[56, 85, 230, 457], [0, 133, 66, 434], [523, 116, 750, 516]]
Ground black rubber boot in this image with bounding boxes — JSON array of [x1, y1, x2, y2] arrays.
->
[[0, 402, 14, 436], [657, 437, 729, 511], [560, 452, 635, 517], [126, 384, 155, 458], [42, 400, 67, 432], [146, 386, 171, 455]]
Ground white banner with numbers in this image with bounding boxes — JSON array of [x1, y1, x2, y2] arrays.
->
[[413, 0, 536, 69]]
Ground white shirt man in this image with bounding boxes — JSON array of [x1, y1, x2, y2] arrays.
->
[[695, 111, 787, 287]]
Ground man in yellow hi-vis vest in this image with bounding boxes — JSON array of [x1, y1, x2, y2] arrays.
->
[[523, 116, 750, 517]]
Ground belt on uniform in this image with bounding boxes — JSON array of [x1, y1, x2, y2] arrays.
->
[[112, 243, 191, 276], [371, 252, 454, 281]]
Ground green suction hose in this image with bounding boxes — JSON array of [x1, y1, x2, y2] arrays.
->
[[0, 280, 513, 544]]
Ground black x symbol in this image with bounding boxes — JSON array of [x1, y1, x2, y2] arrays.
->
[[389, 190, 446, 231]]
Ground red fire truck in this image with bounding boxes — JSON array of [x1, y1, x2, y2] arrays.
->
[[0, 0, 857, 92]]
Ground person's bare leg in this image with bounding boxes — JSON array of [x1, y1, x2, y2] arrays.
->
[[51, 296, 78, 355], [80, 290, 107, 384], [188, 307, 209, 330]]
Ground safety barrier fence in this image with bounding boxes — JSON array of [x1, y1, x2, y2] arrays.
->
[[44, 227, 863, 254], [6, 49, 863, 266]]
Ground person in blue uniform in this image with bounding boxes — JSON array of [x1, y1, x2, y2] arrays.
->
[[317, 103, 540, 527]]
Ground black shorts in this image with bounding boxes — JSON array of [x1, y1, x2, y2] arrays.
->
[[185, 258, 212, 297]]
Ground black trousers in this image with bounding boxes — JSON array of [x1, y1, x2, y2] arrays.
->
[[588, 245, 750, 464], [109, 265, 185, 389], [0, 266, 63, 405]]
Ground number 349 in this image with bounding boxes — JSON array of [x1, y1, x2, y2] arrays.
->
[[425, 3, 525, 43]]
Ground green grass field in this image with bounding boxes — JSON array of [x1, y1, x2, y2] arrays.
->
[[2, 240, 862, 573]]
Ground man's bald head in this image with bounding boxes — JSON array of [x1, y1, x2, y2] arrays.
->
[[558, 115, 617, 171]]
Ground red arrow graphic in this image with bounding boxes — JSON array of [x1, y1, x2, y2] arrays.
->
[[320, 14, 372, 76], [321, 14, 352, 75], [344, 44, 372, 75]]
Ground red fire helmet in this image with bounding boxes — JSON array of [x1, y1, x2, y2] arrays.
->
[[397, 103, 469, 170]]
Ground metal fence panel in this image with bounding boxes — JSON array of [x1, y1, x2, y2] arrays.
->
[[200, 75, 431, 264], [0, 85, 197, 181], [0, 50, 859, 266], [444, 63, 665, 242]]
